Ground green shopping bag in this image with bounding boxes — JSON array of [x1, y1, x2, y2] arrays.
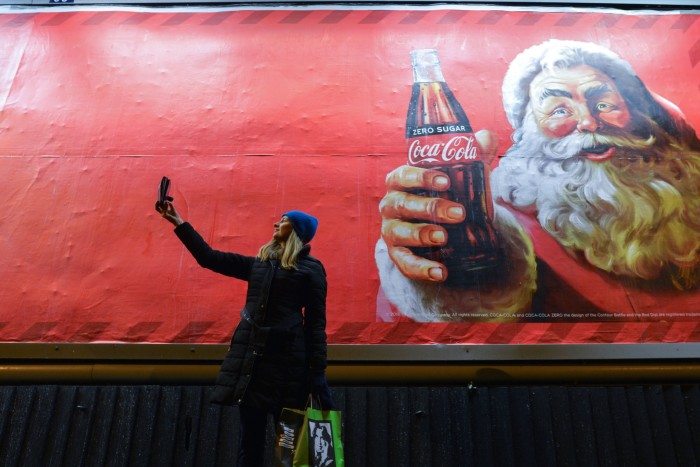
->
[[274, 400, 344, 466]]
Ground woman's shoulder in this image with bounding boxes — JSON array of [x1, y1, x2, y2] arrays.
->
[[298, 254, 326, 276]]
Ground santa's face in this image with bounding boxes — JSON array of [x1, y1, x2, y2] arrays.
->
[[529, 65, 632, 162], [492, 70, 700, 285]]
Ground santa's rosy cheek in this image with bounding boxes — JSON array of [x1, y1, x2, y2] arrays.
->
[[600, 111, 631, 129], [540, 118, 578, 139]]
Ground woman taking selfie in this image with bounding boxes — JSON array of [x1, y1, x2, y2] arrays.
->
[[157, 199, 334, 467]]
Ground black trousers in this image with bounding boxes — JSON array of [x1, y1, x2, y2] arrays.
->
[[237, 401, 279, 467]]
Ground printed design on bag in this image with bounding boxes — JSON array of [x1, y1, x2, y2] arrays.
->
[[277, 421, 296, 450], [309, 420, 335, 466]]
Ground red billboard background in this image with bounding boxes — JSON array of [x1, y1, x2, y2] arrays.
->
[[1, 6, 699, 345]]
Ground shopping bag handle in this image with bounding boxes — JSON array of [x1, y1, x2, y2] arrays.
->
[[306, 394, 322, 410]]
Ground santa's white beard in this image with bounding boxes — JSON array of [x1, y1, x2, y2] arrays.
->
[[491, 111, 700, 280]]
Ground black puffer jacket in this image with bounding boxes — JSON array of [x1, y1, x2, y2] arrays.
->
[[175, 222, 328, 412]]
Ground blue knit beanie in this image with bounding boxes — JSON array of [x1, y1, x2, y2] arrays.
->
[[283, 210, 318, 244]]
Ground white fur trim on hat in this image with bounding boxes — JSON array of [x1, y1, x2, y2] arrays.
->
[[501, 39, 643, 131]]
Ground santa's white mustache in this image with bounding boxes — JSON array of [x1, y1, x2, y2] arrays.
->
[[541, 130, 657, 160]]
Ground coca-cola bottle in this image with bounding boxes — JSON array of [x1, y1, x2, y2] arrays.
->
[[405, 49, 500, 286]]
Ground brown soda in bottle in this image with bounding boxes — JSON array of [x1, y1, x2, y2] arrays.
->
[[405, 49, 500, 286]]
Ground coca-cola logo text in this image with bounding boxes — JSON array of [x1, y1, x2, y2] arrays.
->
[[408, 135, 479, 166]]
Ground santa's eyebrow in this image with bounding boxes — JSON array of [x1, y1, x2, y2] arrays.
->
[[538, 88, 572, 102], [584, 83, 615, 100]]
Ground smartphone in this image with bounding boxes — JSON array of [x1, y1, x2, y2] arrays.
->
[[157, 176, 172, 209]]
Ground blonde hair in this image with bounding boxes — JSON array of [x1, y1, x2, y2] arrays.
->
[[257, 229, 305, 269]]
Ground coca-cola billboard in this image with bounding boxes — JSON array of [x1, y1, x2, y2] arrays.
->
[[1, 5, 699, 346]]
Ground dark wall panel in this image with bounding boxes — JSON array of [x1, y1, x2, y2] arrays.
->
[[0, 385, 698, 466]]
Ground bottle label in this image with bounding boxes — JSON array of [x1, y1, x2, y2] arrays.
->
[[408, 123, 471, 137], [408, 134, 480, 167]]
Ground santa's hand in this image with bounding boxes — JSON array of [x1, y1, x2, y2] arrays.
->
[[379, 165, 466, 282], [474, 129, 498, 166], [378, 130, 497, 283]]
